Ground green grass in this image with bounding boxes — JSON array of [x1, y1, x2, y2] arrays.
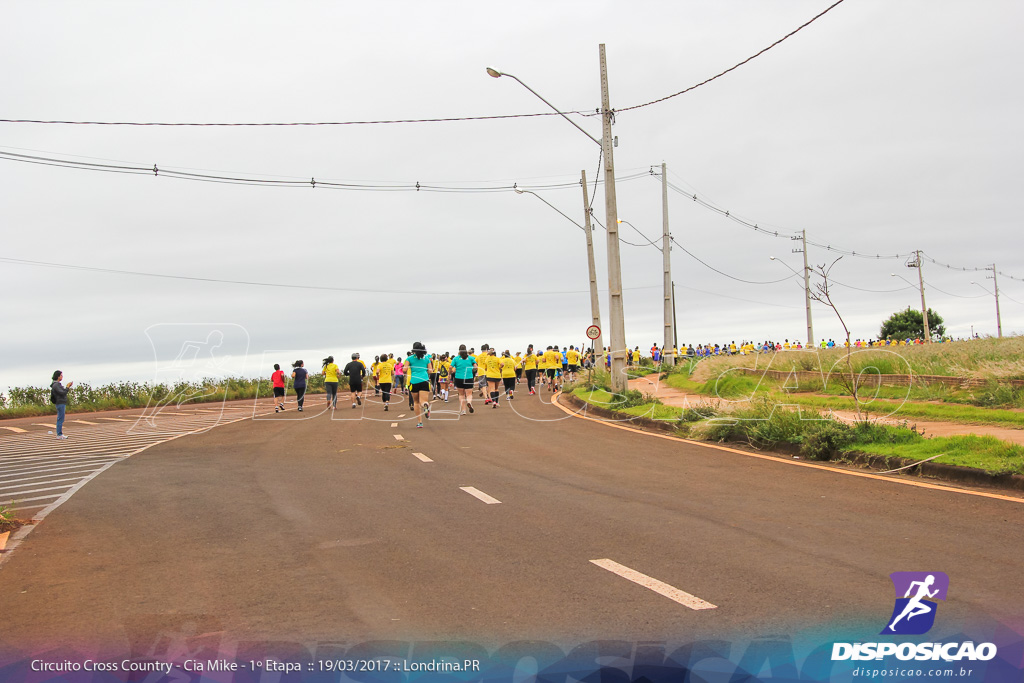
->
[[851, 434, 1024, 476], [661, 365, 1024, 429], [1, 376, 327, 419], [570, 387, 1024, 476]]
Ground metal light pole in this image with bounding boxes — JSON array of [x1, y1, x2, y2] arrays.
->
[[487, 47, 626, 391], [512, 186, 603, 359], [661, 162, 674, 366]]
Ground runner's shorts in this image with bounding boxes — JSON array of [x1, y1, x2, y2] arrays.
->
[[454, 378, 474, 390], [409, 381, 430, 393], [273, 387, 285, 398]]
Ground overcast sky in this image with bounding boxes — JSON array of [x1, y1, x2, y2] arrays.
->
[[3, 1, 1022, 388]]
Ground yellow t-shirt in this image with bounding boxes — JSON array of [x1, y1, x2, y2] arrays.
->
[[566, 349, 580, 365], [514, 354, 523, 369], [376, 358, 396, 383], [524, 353, 538, 370], [544, 349, 560, 370], [631, 349, 640, 362], [484, 354, 502, 379], [501, 357, 516, 378], [323, 363, 340, 382]]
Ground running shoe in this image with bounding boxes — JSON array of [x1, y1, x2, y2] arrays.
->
[[468, 404, 475, 414], [460, 411, 467, 415], [57, 435, 68, 440], [492, 403, 498, 409], [357, 395, 362, 405], [484, 399, 492, 405], [416, 422, 423, 428], [298, 407, 303, 411], [384, 404, 389, 411], [423, 402, 430, 419], [351, 403, 356, 409]]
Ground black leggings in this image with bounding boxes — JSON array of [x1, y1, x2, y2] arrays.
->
[[525, 369, 537, 391], [325, 382, 339, 405], [503, 377, 515, 394], [379, 382, 392, 404], [295, 386, 306, 408]]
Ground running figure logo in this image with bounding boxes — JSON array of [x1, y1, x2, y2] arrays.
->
[[881, 571, 949, 635]]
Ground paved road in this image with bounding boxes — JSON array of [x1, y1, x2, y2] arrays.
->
[[1, 389, 1022, 658]]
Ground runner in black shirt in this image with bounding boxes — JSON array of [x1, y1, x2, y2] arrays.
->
[[343, 353, 366, 409]]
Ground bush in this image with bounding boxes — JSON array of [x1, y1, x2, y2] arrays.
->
[[610, 389, 659, 409], [799, 419, 854, 460]]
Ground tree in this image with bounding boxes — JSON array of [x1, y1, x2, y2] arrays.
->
[[879, 307, 945, 341]]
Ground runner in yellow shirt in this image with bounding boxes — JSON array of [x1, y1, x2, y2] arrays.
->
[[374, 353, 396, 411], [566, 346, 581, 382], [322, 355, 341, 409], [543, 345, 561, 392], [500, 350, 518, 401], [483, 349, 504, 407], [523, 345, 539, 395]]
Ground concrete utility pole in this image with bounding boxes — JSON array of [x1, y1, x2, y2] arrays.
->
[[581, 169, 604, 365], [793, 230, 814, 347], [599, 44, 627, 392], [991, 264, 1003, 338], [913, 250, 931, 342], [661, 163, 675, 366]]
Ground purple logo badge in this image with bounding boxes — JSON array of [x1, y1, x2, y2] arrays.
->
[[881, 571, 949, 635]]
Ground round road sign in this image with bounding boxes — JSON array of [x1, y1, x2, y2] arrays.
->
[[586, 325, 601, 340]]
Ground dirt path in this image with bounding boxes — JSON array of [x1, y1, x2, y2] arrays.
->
[[628, 374, 1024, 446]]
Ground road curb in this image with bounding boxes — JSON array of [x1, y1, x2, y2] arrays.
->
[[562, 392, 1024, 494]]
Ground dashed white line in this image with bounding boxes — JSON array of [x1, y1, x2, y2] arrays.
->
[[96, 417, 132, 422], [393, 434, 405, 441], [70, 420, 99, 425], [391, 423, 398, 428], [31, 424, 57, 429], [0, 426, 28, 433], [459, 486, 501, 505], [412, 452, 433, 462], [590, 559, 717, 610]]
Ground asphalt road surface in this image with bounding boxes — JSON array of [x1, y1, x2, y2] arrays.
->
[[2, 390, 1022, 659]]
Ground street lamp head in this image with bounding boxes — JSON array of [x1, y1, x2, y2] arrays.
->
[[485, 67, 502, 78]]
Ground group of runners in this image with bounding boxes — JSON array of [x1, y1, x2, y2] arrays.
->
[[268, 344, 592, 428]]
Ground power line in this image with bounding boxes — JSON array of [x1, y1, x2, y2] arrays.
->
[[0, 0, 849, 132], [0, 256, 661, 297], [620, 0, 849, 112], [0, 149, 651, 193], [0, 110, 597, 127], [671, 237, 798, 285]]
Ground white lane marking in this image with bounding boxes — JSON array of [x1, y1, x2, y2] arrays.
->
[[0, 426, 28, 433], [393, 434, 405, 441], [70, 420, 99, 425], [96, 417, 132, 422], [0, 484, 74, 498], [0, 493, 64, 506], [0, 477, 84, 491], [31, 424, 57, 428], [391, 422, 398, 428], [590, 559, 717, 610], [460, 486, 501, 504], [412, 452, 433, 462], [398, 414, 406, 418]]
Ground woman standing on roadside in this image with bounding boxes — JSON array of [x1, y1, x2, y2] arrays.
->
[[291, 360, 308, 412], [50, 370, 73, 440], [271, 364, 286, 412], [322, 355, 340, 409], [449, 345, 476, 415], [404, 342, 433, 428]]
